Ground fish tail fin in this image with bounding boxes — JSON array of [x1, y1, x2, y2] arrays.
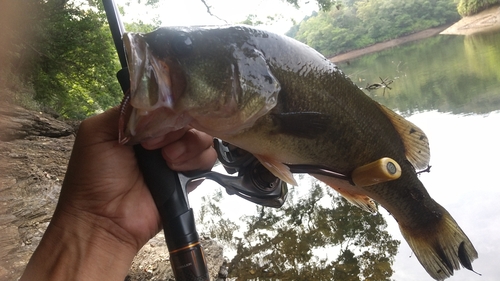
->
[[399, 207, 478, 280]]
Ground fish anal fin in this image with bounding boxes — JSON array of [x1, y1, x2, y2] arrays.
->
[[271, 112, 331, 139], [254, 154, 297, 186], [338, 189, 378, 214], [313, 175, 378, 213], [399, 206, 478, 280], [376, 103, 430, 171]]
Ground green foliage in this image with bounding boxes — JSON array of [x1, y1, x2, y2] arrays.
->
[[240, 14, 265, 26], [3, 0, 122, 119], [198, 184, 399, 280], [125, 22, 157, 33], [239, 13, 285, 27], [456, 0, 500, 16], [290, 0, 460, 57], [38, 1, 122, 119], [340, 30, 500, 115], [285, 0, 341, 10]]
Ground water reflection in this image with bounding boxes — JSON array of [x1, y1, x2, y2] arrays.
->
[[189, 30, 500, 280], [341, 30, 500, 115], [340, 29, 500, 280], [388, 111, 500, 281], [197, 183, 399, 280]]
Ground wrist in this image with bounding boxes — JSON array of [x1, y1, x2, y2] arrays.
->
[[21, 206, 138, 281]]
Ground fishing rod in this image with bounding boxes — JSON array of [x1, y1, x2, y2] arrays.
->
[[102, 1, 210, 280]]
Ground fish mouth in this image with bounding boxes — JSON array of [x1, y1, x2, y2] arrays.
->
[[123, 32, 174, 111], [118, 88, 194, 145], [118, 32, 191, 145]]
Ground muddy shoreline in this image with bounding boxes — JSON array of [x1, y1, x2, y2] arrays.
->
[[330, 5, 500, 63]]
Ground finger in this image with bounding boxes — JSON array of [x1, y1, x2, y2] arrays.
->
[[162, 129, 213, 166], [140, 127, 191, 150], [165, 142, 217, 172], [76, 107, 121, 145], [162, 129, 215, 169], [162, 129, 214, 163]]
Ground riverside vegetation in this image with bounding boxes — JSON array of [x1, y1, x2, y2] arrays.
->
[[1, 0, 498, 119]]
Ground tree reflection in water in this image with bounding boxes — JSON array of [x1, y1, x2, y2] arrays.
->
[[197, 183, 399, 281]]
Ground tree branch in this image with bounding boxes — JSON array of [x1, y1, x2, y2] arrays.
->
[[199, 0, 228, 24]]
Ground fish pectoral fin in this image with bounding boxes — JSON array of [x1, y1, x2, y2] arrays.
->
[[376, 103, 430, 171], [399, 205, 478, 280], [271, 112, 332, 139], [254, 154, 297, 186], [313, 175, 378, 213]]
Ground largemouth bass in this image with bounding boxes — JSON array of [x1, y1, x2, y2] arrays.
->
[[119, 25, 477, 280]]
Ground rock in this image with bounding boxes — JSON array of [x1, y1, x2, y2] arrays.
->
[[127, 234, 225, 280], [0, 105, 76, 141]]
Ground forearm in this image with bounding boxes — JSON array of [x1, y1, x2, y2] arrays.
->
[[20, 207, 138, 281]]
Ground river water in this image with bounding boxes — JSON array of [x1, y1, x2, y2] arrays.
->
[[339, 29, 500, 281], [188, 29, 500, 280]]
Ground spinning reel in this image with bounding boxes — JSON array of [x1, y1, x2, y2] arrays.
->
[[179, 139, 288, 208]]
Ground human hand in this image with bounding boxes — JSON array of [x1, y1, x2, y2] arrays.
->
[[62, 106, 216, 249], [21, 107, 217, 280]]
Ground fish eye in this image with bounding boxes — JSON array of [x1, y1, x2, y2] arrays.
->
[[172, 32, 193, 56]]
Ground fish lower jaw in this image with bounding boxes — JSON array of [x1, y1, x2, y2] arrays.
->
[[129, 108, 152, 136], [121, 107, 193, 145]]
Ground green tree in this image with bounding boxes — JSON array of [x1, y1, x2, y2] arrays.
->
[[456, 0, 500, 16], [289, 0, 460, 57], [35, 1, 122, 119], [285, 0, 342, 10], [3, 0, 123, 119], [125, 22, 157, 33]]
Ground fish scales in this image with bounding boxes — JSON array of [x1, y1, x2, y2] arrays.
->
[[120, 25, 478, 280], [216, 29, 402, 167]]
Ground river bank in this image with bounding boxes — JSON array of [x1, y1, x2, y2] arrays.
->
[[330, 5, 500, 63], [330, 25, 451, 63]]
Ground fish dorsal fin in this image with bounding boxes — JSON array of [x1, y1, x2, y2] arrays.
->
[[377, 103, 430, 170], [254, 154, 298, 186]]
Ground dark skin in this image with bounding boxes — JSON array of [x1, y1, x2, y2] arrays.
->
[[20, 107, 217, 280]]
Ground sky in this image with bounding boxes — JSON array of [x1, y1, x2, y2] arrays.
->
[[116, 0, 317, 34]]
